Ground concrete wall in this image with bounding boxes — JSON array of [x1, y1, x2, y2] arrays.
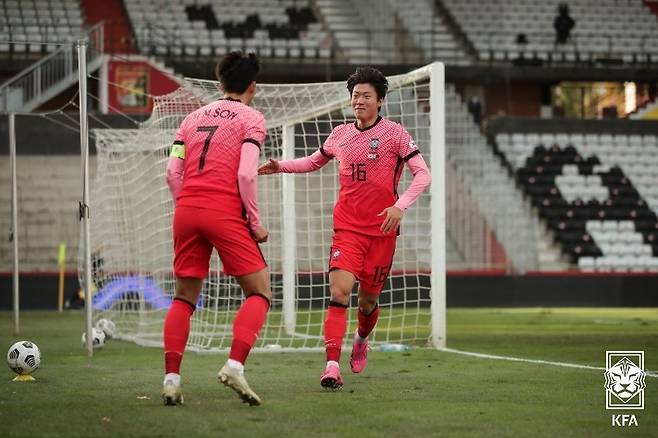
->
[[0, 155, 95, 271]]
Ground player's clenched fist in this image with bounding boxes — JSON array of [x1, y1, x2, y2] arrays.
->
[[251, 226, 269, 243], [258, 158, 280, 174]]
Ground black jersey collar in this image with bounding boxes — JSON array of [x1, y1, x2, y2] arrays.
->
[[354, 115, 382, 132]]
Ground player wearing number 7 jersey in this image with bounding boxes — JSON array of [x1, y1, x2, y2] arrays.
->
[[163, 51, 270, 406], [259, 66, 432, 390]]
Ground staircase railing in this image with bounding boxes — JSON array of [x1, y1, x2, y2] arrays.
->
[[0, 22, 104, 113]]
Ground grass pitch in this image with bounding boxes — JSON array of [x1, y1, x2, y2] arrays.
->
[[1, 308, 657, 437]]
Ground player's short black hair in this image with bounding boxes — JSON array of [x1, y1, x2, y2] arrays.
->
[[215, 51, 260, 94], [346, 66, 388, 101]]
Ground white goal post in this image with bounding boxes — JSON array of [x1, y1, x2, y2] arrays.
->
[[83, 62, 445, 351]]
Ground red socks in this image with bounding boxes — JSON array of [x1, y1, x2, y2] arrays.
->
[[324, 302, 348, 362], [357, 304, 380, 339], [229, 294, 270, 364], [163, 298, 195, 374], [164, 294, 270, 373]]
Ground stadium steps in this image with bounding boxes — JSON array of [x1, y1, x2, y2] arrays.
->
[[536, 221, 570, 270], [445, 233, 466, 269], [388, 0, 473, 65], [314, 0, 420, 64], [446, 86, 540, 273], [432, 0, 478, 63]]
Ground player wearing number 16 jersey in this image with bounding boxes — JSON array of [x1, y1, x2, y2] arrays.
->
[[259, 66, 432, 390], [163, 51, 270, 406]]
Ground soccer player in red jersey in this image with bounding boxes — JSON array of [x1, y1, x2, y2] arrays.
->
[[163, 52, 270, 406], [259, 66, 431, 390]]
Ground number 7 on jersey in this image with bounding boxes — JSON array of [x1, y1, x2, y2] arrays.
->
[[197, 125, 218, 172]]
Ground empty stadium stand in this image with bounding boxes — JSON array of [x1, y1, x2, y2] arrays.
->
[[388, 0, 471, 65], [316, 0, 472, 65], [496, 131, 658, 271], [0, 0, 85, 55], [315, 0, 398, 64], [2, 0, 657, 70], [125, 0, 331, 59], [443, 0, 658, 63]]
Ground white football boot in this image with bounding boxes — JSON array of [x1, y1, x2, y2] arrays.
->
[[218, 363, 261, 406]]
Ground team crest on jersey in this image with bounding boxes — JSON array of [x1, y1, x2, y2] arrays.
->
[[368, 138, 380, 160]]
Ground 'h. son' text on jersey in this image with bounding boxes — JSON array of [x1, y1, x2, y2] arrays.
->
[[173, 98, 266, 217], [320, 116, 421, 236]]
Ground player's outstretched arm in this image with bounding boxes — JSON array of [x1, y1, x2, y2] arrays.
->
[[259, 150, 331, 175]]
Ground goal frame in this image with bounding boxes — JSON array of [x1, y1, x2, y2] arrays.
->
[[274, 62, 445, 349], [85, 62, 446, 351]]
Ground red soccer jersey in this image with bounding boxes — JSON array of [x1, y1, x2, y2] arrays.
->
[[173, 98, 266, 217], [321, 116, 421, 236]]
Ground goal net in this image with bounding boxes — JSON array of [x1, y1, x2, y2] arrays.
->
[[83, 63, 444, 352]]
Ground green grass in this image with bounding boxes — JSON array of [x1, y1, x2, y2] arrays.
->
[[1, 308, 657, 437]]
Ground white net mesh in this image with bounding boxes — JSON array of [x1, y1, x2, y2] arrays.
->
[[84, 65, 439, 351]]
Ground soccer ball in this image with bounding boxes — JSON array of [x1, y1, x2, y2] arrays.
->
[[81, 328, 106, 349], [7, 341, 41, 376], [95, 318, 116, 339]]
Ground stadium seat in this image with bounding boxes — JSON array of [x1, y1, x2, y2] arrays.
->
[[496, 129, 658, 271], [124, 0, 324, 60], [442, 0, 658, 65], [0, 0, 86, 55]]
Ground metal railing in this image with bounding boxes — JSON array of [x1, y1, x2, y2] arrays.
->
[[0, 23, 104, 113]]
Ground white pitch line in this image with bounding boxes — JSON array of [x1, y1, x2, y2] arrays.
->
[[439, 347, 658, 379]]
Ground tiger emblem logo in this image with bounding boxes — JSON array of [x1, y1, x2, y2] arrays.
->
[[604, 356, 646, 404]]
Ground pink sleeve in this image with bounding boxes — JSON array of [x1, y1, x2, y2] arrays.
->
[[394, 153, 431, 211], [278, 150, 331, 173], [166, 156, 184, 201], [238, 142, 263, 229]]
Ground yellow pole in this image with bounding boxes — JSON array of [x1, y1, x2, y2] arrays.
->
[[58, 243, 66, 312]]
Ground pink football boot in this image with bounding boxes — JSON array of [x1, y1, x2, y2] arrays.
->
[[320, 363, 343, 390]]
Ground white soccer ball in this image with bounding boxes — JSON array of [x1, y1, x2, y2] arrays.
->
[[7, 341, 41, 376], [95, 318, 116, 339], [81, 328, 106, 349]]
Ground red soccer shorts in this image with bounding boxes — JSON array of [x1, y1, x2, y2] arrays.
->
[[328, 229, 397, 294], [173, 206, 266, 278]]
